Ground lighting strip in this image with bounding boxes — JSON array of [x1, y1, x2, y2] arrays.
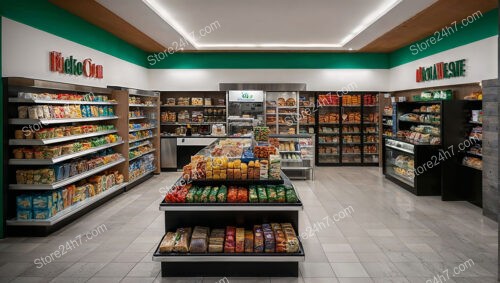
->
[[143, 0, 402, 49]]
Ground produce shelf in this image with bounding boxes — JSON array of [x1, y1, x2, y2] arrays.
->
[[9, 130, 118, 145], [9, 98, 118, 105], [6, 182, 128, 226], [9, 116, 118, 125], [9, 141, 124, 165], [9, 157, 126, 190]]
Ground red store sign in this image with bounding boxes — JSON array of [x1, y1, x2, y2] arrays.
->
[[49, 51, 103, 79]]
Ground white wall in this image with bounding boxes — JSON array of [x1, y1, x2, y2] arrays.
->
[[389, 36, 498, 91], [2, 17, 149, 89], [147, 69, 390, 91]]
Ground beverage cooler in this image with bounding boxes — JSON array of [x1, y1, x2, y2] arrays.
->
[[383, 138, 441, 196], [227, 90, 264, 136]]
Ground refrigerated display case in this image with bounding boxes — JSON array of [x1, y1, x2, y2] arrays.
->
[[383, 138, 441, 195], [269, 134, 314, 180]]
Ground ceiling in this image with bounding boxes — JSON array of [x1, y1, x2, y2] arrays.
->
[[51, 0, 497, 53]]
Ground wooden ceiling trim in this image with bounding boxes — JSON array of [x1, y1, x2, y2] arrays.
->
[[361, 0, 498, 52], [49, 0, 165, 53]]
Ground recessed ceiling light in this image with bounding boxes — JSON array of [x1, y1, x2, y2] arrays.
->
[[143, 0, 402, 50]]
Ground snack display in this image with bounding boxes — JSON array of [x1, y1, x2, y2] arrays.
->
[[13, 124, 115, 141], [18, 104, 115, 120], [165, 184, 298, 204], [254, 127, 270, 141], [158, 223, 300, 254], [129, 153, 156, 181], [12, 134, 121, 160], [129, 96, 156, 106], [16, 169, 124, 220]]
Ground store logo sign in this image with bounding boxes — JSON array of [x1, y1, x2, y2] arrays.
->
[[49, 51, 104, 79], [241, 92, 254, 99], [228, 90, 264, 102], [416, 59, 466, 83]]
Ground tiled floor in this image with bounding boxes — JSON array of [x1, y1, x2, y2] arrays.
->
[[0, 167, 497, 282]]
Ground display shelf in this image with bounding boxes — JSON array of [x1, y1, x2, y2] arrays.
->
[[9, 141, 124, 165], [129, 126, 157, 133], [129, 141, 152, 150], [469, 121, 482, 125], [129, 167, 157, 183], [129, 135, 156, 143], [9, 98, 118, 105], [318, 133, 339, 135], [399, 120, 440, 126], [191, 178, 284, 186], [129, 104, 158, 107], [129, 116, 147, 120], [461, 163, 482, 171], [6, 182, 128, 226], [318, 142, 339, 145], [152, 244, 305, 262], [9, 116, 118, 125], [342, 132, 362, 134], [8, 130, 118, 145], [9, 157, 126, 190], [160, 201, 303, 211], [161, 105, 226, 108], [279, 150, 301, 153], [129, 149, 156, 161], [161, 122, 223, 125]]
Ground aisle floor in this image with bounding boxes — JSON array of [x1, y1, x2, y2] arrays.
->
[[0, 167, 497, 283]]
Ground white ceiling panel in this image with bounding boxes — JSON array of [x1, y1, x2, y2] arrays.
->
[[98, 0, 438, 51]]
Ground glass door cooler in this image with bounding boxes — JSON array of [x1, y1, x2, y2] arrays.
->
[[383, 138, 441, 196]]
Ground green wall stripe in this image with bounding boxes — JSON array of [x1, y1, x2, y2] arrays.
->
[[389, 9, 498, 68], [147, 52, 389, 69], [0, 0, 148, 67]]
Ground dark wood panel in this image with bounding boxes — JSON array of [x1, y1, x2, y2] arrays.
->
[[361, 0, 498, 52], [50, 0, 165, 53]]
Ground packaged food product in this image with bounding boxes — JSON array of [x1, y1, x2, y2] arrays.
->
[[285, 186, 298, 203], [209, 228, 225, 253], [235, 228, 245, 253], [227, 186, 238, 203], [200, 186, 211, 203], [263, 224, 275, 253], [253, 225, 264, 253], [33, 208, 52, 219], [281, 223, 300, 253], [209, 186, 219, 203], [257, 186, 268, 202], [173, 227, 192, 253], [16, 195, 32, 209], [249, 186, 258, 203], [244, 230, 254, 253], [190, 226, 209, 253], [15, 130, 24, 140], [236, 187, 248, 203], [276, 186, 286, 203], [216, 185, 227, 202], [224, 226, 236, 253], [17, 209, 32, 220]]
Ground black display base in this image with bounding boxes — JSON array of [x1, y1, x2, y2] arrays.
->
[[161, 262, 298, 277], [385, 174, 418, 195]]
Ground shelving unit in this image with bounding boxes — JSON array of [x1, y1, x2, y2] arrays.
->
[[269, 134, 314, 180], [266, 92, 299, 135], [3, 77, 130, 236], [315, 93, 380, 166], [154, 167, 305, 277], [160, 91, 227, 136], [112, 87, 161, 186]]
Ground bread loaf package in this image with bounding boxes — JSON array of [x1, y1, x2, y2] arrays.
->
[[253, 225, 264, 253], [172, 227, 192, 253], [281, 223, 299, 253], [271, 223, 286, 253], [189, 226, 209, 253], [262, 224, 275, 253], [224, 226, 236, 253], [159, 232, 176, 253], [235, 228, 245, 253], [208, 228, 225, 253], [244, 230, 254, 253]]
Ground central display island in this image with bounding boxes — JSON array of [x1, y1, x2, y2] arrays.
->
[[152, 137, 305, 277]]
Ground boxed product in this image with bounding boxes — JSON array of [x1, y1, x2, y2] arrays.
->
[[17, 209, 32, 220], [33, 208, 53, 219], [32, 194, 53, 210], [16, 195, 32, 210]]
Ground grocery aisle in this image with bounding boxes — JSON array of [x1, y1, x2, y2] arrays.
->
[[0, 167, 497, 282]]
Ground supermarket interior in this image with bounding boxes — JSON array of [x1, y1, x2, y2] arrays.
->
[[0, 0, 499, 282]]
